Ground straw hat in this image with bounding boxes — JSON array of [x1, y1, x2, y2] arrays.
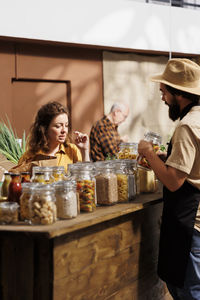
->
[[151, 58, 200, 95]]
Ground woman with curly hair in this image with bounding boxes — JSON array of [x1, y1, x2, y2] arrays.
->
[[10, 101, 89, 173]]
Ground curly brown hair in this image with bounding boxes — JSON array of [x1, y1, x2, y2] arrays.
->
[[26, 101, 70, 155]]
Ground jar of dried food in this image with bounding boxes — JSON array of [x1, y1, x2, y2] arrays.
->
[[76, 169, 96, 212], [95, 163, 118, 205], [7, 173, 22, 204], [20, 182, 41, 222], [0, 202, 19, 224], [31, 166, 54, 184], [115, 160, 137, 202], [138, 168, 158, 193], [21, 172, 31, 183], [138, 132, 162, 170], [1, 172, 11, 198], [117, 142, 138, 160], [31, 171, 45, 184], [54, 180, 78, 219], [52, 166, 65, 182], [29, 185, 57, 225]]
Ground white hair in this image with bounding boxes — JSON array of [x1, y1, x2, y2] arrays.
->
[[110, 102, 129, 113]]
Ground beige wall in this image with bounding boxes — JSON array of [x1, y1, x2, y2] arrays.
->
[[0, 41, 104, 138]]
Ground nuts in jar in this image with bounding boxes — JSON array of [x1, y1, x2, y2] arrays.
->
[[0, 202, 19, 224], [29, 185, 57, 225]]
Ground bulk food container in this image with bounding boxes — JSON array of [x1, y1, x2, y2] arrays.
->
[[95, 162, 118, 205], [29, 184, 57, 225], [54, 180, 78, 219], [117, 142, 138, 160]]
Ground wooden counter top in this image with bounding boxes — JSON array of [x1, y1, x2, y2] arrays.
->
[[0, 192, 162, 238]]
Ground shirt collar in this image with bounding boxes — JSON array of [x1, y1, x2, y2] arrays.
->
[[104, 115, 118, 129], [37, 144, 66, 156]]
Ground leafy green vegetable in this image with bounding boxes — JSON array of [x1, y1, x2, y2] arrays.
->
[[160, 144, 166, 152], [0, 116, 26, 164]]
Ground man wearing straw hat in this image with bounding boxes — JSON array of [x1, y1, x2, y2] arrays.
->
[[138, 58, 200, 299]]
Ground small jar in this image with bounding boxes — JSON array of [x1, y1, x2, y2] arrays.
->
[[29, 185, 57, 225], [31, 171, 45, 184], [52, 166, 65, 182], [95, 163, 118, 205], [31, 166, 54, 184], [20, 182, 41, 222], [1, 172, 11, 197], [0, 202, 19, 224], [21, 172, 31, 183], [138, 131, 162, 170], [76, 169, 96, 212], [7, 173, 22, 204], [117, 142, 138, 160], [54, 181, 78, 219]]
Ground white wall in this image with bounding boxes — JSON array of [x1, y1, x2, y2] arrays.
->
[[0, 0, 200, 54]]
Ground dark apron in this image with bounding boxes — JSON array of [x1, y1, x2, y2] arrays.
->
[[158, 139, 200, 287]]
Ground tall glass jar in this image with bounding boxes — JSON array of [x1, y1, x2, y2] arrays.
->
[[1, 172, 11, 198], [117, 142, 138, 160], [76, 169, 96, 212], [29, 185, 57, 225], [138, 168, 158, 193], [138, 131, 162, 170], [7, 173, 22, 204], [54, 181, 78, 219], [115, 160, 137, 202], [95, 163, 118, 205], [20, 182, 40, 222]]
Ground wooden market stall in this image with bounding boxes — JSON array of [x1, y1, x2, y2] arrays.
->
[[0, 191, 169, 300]]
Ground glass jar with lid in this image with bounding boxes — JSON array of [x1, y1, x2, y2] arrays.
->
[[114, 159, 137, 202], [1, 172, 11, 198], [31, 166, 55, 184], [117, 142, 138, 160], [52, 166, 65, 182], [20, 182, 41, 222], [138, 131, 162, 170], [0, 202, 19, 224], [54, 180, 78, 219], [76, 168, 96, 212], [31, 171, 45, 184], [95, 162, 118, 205], [138, 168, 158, 193], [7, 173, 22, 204], [29, 184, 57, 225], [21, 171, 31, 183]]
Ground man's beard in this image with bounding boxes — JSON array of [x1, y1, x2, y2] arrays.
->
[[168, 97, 181, 121]]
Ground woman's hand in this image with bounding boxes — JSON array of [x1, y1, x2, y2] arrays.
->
[[73, 131, 89, 150]]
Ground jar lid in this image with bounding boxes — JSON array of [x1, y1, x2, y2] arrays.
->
[[21, 171, 30, 175], [119, 142, 138, 147], [10, 173, 20, 176], [0, 201, 19, 210]]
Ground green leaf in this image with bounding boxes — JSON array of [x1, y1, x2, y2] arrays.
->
[[0, 116, 27, 164]]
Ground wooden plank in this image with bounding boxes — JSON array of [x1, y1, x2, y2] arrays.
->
[[0, 233, 34, 300], [33, 238, 53, 300], [53, 203, 164, 300], [0, 192, 163, 239]]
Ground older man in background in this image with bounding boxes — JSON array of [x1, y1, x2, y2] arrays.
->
[[90, 102, 129, 161]]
